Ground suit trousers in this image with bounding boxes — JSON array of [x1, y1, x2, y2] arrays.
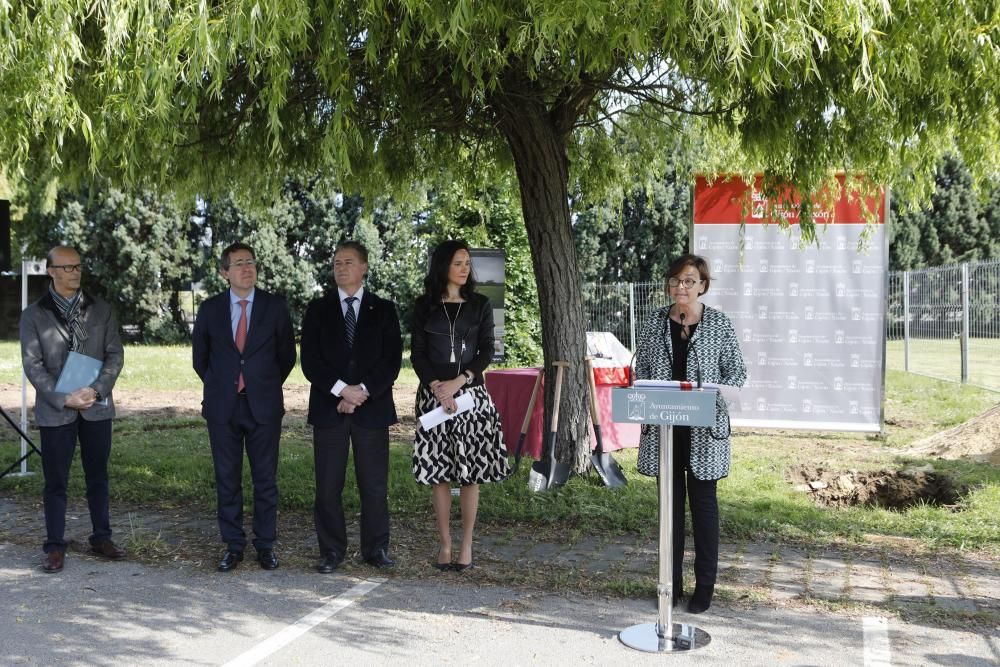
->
[[39, 416, 113, 553], [670, 427, 720, 588], [313, 417, 390, 559], [207, 395, 281, 552]]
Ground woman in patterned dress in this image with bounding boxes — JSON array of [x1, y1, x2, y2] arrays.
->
[[635, 254, 748, 613], [411, 240, 510, 571]]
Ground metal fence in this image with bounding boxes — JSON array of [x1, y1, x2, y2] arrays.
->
[[582, 281, 665, 351], [585, 258, 1000, 392], [887, 259, 1000, 391]]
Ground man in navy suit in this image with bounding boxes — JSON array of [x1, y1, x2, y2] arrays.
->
[[301, 241, 402, 572], [192, 242, 296, 572]]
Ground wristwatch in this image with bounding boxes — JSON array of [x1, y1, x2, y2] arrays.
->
[[93, 389, 103, 402], [464, 370, 474, 385]]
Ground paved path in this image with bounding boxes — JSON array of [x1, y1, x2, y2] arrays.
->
[[2, 493, 998, 666], [2, 495, 996, 617]]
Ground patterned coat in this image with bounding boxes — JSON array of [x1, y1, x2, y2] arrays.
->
[[635, 304, 748, 480]]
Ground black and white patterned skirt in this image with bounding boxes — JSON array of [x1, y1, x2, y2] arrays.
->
[[412, 384, 510, 485]]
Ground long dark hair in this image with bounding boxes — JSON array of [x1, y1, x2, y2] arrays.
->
[[420, 240, 477, 309]]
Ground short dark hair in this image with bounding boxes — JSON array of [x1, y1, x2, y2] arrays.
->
[[421, 239, 477, 306], [221, 242, 255, 270], [335, 240, 368, 264], [667, 253, 711, 294]]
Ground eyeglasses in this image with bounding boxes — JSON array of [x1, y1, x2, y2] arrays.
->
[[49, 264, 83, 273], [668, 277, 702, 289], [226, 259, 257, 269]]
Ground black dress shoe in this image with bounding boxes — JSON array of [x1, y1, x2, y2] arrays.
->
[[257, 549, 279, 570], [217, 549, 244, 572], [453, 561, 475, 572], [317, 552, 344, 574], [363, 548, 396, 568], [687, 584, 714, 614]]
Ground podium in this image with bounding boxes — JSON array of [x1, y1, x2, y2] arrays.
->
[[611, 382, 718, 653]]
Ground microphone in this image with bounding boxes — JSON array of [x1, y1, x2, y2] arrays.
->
[[681, 311, 703, 389], [691, 340, 703, 389]]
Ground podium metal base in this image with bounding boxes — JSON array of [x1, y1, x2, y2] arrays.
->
[[5, 471, 36, 478], [619, 622, 711, 653]]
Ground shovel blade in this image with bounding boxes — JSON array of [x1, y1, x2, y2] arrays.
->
[[548, 462, 571, 489], [591, 453, 628, 488], [527, 459, 551, 492]]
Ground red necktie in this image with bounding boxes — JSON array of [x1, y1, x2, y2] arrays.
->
[[236, 299, 248, 393]]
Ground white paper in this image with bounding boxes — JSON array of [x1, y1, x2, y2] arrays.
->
[[418, 392, 476, 430]]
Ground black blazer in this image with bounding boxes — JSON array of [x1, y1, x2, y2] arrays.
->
[[410, 292, 494, 387], [192, 289, 296, 425], [300, 289, 402, 429]]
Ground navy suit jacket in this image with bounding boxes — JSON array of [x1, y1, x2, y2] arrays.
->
[[300, 289, 402, 429], [192, 288, 296, 425]]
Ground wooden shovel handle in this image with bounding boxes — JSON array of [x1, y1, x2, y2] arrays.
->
[[550, 361, 569, 433], [519, 368, 543, 435], [584, 357, 601, 427]]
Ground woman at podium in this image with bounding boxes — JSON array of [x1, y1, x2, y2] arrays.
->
[[635, 253, 747, 613]]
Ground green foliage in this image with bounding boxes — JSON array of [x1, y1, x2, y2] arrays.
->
[[573, 171, 690, 284], [417, 179, 543, 366], [890, 155, 1000, 270], [17, 184, 198, 342], [1, 1, 996, 222]]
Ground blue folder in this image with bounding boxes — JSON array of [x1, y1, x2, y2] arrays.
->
[[55, 351, 109, 406]]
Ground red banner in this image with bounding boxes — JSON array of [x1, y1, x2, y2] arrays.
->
[[694, 175, 885, 226]]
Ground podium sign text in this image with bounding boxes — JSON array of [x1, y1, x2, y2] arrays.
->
[[611, 387, 717, 427]]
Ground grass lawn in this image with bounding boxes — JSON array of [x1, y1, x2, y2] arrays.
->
[[0, 341, 419, 389], [2, 342, 999, 557], [886, 338, 1000, 391]]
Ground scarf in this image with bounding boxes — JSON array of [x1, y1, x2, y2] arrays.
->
[[49, 284, 88, 351]]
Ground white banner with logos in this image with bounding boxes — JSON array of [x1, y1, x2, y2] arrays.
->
[[693, 177, 887, 431]]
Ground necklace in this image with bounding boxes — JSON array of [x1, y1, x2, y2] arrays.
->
[[443, 302, 463, 363]]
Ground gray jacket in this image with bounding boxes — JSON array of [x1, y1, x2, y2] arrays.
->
[[20, 291, 124, 427], [635, 305, 748, 480]]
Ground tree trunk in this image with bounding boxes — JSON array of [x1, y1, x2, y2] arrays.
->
[[493, 98, 591, 474]]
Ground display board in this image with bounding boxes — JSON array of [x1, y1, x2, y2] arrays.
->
[[470, 248, 505, 362], [692, 176, 887, 431]]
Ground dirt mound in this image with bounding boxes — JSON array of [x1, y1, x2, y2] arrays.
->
[[787, 464, 965, 510], [905, 403, 1000, 465]]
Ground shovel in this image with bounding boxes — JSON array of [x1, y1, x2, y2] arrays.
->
[[586, 357, 628, 488], [507, 367, 543, 478], [528, 361, 572, 492]]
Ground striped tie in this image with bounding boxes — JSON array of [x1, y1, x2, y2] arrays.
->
[[344, 296, 357, 348]]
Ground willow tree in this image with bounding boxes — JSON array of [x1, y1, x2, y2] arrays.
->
[[2, 1, 998, 471]]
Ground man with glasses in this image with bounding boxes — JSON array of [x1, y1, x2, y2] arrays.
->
[[193, 243, 296, 572], [20, 245, 125, 573]]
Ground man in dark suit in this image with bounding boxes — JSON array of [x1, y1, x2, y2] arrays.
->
[[20, 245, 126, 573], [301, 241, 402, 572], [192, 242, 296, 572]]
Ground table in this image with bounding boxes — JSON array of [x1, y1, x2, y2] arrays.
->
[[485, 367, 640, 460]]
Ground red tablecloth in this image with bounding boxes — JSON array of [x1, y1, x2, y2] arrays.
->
[[484, 367, 640, 460]]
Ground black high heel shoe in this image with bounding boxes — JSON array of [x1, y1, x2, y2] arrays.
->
[[687, 584, 714, 614], [434, 548, 452, 571], [453, 561, 475, 572]]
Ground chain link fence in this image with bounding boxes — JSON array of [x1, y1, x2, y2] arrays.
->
[[585, 258, 1000, 392]]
